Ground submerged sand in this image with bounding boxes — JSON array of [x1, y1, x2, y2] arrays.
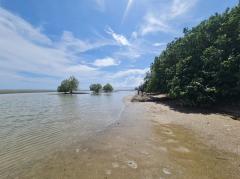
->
[[10, 95, 240, 179]]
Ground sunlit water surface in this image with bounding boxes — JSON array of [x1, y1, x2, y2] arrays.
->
[[0, 91, 132, 178]]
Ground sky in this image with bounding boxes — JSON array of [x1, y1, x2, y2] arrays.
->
[[0, 0, 238, 90]]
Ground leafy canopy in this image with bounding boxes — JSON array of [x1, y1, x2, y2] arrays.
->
[[57, 76, 79, 93], [143, 6, 240, 106], [103, 83, 114, 92], [89, 84, 102, 93]]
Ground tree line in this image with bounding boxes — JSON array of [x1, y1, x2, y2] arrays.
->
[[142, 6, 240, 106], [57, 76, 114, 94], [89, 83, 114, 93]]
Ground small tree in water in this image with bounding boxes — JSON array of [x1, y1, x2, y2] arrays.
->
[[68, 76, 79, 94], [57, 76, 79, 94], [57, 79, 69, 94], [103, 83, 114, 92], [89, 84, 102, 93]]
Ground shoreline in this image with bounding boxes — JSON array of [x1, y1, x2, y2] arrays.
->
[[11, 93, 240, 178], [132, 94, 240, 155]]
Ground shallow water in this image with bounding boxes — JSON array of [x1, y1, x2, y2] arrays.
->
[[0, 91, 131, 178], [0, 92, 239, 179]]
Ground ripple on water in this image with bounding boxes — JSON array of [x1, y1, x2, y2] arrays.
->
[[0, 92, 132, 178]]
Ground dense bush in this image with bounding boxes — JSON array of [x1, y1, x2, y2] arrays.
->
[[89, 84, 102, 93], [143, 6, 240, 106], [57, 76, 79, 94], [103, 83, 114, 92]]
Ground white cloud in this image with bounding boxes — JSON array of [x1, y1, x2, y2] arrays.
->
[[140, 13, 171, 35], [93, 57, 119, 67], [136, 0, 198, 36], [106, 27, 131, 46], [122, 0, 134, 23], [171, 0, 198, 18], [66, 64, 97, 73], [115, 48, 141, 60], [0, 7, 51, 45], [153, 42, 166, 47], [107, 68, 149, 88], [111, 68, 149, 79], [113, 76, 144, 88], [114, 37, 163, 60], [0, 7, 150, 89], [0, 7, 103, 88], [58, 31, 111, 54]]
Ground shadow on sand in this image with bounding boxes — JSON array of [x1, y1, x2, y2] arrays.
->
[[132, 94, 240, 121]]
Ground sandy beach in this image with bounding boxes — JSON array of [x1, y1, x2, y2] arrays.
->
[[132, 94, 240, 155], [16, 95, 240, 179]]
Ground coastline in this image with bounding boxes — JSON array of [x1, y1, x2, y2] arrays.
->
[[132, 94, 240, 155], [0, 89, 56, 94], [7, 93, 240, 178]]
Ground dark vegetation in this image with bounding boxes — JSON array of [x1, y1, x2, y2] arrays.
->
[[143, 6, 240, 106], [57, 76, 79, 94], [103, 83, 114, 92], [90, 83, 114, 93], [90, 84, 102, 93], [57, 76, 114, 94]]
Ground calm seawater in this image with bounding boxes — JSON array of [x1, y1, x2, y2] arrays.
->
[[0, 91, 132, 178]]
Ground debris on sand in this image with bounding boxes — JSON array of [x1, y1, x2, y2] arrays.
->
[[174, 146, 190, 153], [162, 168, 171, 175], [105, 169, 111, 175], [112, 162, 119, 168], [127, 160, 138, 169]]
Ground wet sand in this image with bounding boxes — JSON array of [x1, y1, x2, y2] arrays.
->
[[142, 96, 240, 156], [12, 96, 240, 179]]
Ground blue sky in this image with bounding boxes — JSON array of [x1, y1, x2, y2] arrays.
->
[[0, 0, 238, 89]]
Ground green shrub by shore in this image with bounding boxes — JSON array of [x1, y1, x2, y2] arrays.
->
[[143, 6, 240, 106]]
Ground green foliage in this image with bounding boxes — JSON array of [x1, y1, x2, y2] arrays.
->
[[103, 83, 114, 92], [57, 79, 69, 93], [57, 76, 79, 94], [89, 84, 102, 93], [143, 6, 240, 106], [68, 76, 79, 93]]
